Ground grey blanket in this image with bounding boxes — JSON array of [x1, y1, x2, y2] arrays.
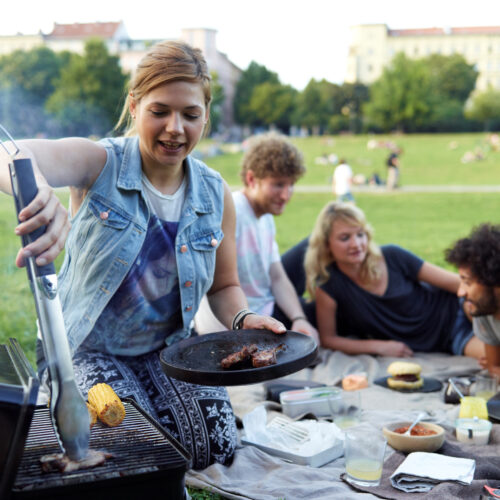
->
[[187, 349, 486, 500]]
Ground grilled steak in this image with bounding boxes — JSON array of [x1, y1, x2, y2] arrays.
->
[[220, 344, 259, 369], [251, 345, 283, 368]]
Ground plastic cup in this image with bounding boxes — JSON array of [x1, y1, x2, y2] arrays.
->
[[329, 390, 361, 429], [344, 428, 386, 487], [472, 374, 498, 401]]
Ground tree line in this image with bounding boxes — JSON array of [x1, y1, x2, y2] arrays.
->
[[1, 39, 499, 139], [234, 53, 500, 134]]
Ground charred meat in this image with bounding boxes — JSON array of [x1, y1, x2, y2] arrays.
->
[[251, 345, 283, 368], [40, 449, 113, 473], [221, 343, 284, 369], [220, 344, 259, 369]]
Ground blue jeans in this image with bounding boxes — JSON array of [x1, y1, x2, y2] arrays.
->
[[450, 298, 474, 355]]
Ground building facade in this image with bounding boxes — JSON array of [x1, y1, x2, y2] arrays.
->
[[0, 23, 241, 129], [346, 24, 500, 91]]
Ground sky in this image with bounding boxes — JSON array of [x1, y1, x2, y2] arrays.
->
[[2, 0, 498, 90]]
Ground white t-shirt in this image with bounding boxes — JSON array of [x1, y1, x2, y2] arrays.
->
[[233, 190, 281, 315], [473, 315, 500, 345], [333, 163, 353, 195]]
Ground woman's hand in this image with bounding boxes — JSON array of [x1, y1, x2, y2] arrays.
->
[[14, 184, 70, 267], [291, 318, 320, 344], [242, 313, 286, 334], [375, 340, 413, 358]]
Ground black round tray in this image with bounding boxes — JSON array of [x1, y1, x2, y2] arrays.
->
[[159, 329, 318, 386]]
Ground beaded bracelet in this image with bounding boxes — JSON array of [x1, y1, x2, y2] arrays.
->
[[232, 308, 256, 330]]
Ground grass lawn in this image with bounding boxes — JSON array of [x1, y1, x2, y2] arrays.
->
[[200, 132, 500, 187]]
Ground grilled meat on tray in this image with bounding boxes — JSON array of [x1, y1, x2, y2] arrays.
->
[[221, 343, 284, 369], [220, 344, 259, 368]]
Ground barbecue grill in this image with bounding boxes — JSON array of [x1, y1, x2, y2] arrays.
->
[[0, 339, 192, 500]]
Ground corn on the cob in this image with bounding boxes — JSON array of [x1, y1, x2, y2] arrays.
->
[[87, 383, 126, 427], [86, 402, 98, 428]]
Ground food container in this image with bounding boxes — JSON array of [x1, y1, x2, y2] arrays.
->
[[382, 421, 445, 453], [455, 417, 492, 445], [280, 386, 341, 418]]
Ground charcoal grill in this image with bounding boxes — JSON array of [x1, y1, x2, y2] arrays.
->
[[0, 339, 192, 500]]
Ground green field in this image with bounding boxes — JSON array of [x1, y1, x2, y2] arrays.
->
[[200, 132, 500, 186], [1, 133, 499, 500]]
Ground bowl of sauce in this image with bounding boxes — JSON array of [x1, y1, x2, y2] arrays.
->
[[382, 421, 445, 453]]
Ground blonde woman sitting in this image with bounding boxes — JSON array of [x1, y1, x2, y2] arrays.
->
[[304, 202, 484, 358]]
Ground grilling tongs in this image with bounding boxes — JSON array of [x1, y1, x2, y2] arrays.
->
[[0, 125, 90, 460]]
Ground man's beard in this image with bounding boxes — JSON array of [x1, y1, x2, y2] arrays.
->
[[468, 287, 500, 316]]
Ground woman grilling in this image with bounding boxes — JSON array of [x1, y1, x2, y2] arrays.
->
[[0, 40, 285, 469]]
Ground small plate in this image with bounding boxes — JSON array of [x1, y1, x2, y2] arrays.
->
[[160, 329, 318, 386], [374, 376, 442, 393]]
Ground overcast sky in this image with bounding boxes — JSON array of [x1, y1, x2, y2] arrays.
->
[[2, 0, 497, 89]]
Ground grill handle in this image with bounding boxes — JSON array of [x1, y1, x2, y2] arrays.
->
[[8, 155, 90, 461], [9, 157, 55, 277]]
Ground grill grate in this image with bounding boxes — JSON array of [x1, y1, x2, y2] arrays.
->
[[13, 400, 190, 493]]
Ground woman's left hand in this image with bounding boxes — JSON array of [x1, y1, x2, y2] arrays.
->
[[242, 313, 286, 334]]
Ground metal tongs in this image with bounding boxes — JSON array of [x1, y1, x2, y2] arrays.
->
[[0, 125, 89, 460]]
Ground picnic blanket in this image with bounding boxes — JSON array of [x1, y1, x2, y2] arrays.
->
[[186, 349, 490, 499]]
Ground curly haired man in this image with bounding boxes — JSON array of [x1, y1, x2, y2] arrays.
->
[[446, 224, 500, 375]]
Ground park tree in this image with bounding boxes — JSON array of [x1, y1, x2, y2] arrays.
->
[[294, 79, 338, 134], [0, 46, 68, 136], [233, 61, 280, 127], [46, 38, 128, 136], [425, 53, 478, 131], [248, 82, 297, 132], [209, 71, 224, 134], [364, 53, 432, 132], [465, 88, 500, 130]]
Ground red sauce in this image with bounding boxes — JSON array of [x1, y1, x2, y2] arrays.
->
[[393, 424, 437, 436]]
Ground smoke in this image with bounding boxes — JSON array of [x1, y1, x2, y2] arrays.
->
[[0, 84, 113, 138]]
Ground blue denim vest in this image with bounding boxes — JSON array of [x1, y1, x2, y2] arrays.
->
[[58, 136, 224, 355]]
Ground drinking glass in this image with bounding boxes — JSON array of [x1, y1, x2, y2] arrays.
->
[[472, 374, 498, 401], [328, 390, 361, 429], [344, 428, 386, 487]]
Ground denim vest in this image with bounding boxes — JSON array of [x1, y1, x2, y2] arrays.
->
[[58, 136, 224, 355]]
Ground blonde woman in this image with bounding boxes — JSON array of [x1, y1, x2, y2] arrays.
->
[[304, 202, 484, 358]]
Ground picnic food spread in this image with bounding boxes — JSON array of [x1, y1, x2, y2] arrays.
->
[[387, 361, 424, 390]]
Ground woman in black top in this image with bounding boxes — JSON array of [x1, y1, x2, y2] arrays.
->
[[304, 202, 484, 358]]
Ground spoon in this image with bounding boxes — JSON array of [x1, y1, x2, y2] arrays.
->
[[404, 411, 426, 435]]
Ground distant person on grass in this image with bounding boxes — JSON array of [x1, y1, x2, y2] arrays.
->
[[446, 224, 500, 375], [301, 201, 485, 358], [332, 158, 354, 203], [195, 132, 318, 341], [386, 148, 401, 190]]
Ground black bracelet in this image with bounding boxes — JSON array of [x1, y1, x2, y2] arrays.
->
[[232, 308, 256, 330], [291, 315, 307, 323]]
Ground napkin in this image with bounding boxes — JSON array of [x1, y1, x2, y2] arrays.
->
[[390, 452, 475, 493]]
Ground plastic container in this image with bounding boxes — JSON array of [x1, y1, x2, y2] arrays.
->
[[280, 386, 342, 418], [455, 417, 492, 445]]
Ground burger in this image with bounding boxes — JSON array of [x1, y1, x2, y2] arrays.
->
[[387, 361, 423, 390]]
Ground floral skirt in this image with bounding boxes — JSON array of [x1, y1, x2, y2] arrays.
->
[[73, 348, 237, 469]]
